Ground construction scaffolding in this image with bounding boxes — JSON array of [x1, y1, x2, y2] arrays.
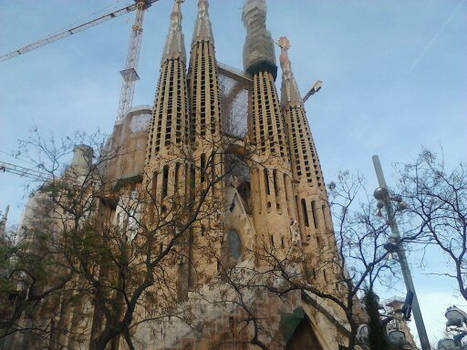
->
[[218, 62, 251, 139]]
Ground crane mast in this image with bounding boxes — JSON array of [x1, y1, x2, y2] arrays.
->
[[117, 0, 147, 122]]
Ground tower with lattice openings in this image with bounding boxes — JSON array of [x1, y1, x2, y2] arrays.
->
[[242, 0, 298, 258], [278, 36, 335, 281]]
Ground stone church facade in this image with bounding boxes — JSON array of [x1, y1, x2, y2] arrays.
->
[[5, 0, 354, 349]]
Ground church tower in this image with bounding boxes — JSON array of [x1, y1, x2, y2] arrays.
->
[[145, 0, 189, 182], [278, 37, 335, 278], [186, 0, 224, 284], [143, 0, 191, 297], [144, 0, 189, 213], [188, 0, 222, 146], [243, 0, 297, 254]]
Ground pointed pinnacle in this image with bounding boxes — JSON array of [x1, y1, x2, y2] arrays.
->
[[278, 36, 302, 106], [161, 0, 186, 63], [192, 0, 214, 46]]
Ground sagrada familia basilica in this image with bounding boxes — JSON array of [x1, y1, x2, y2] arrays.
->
[[2, 0, 393, 349]]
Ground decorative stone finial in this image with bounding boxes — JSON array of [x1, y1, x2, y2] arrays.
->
[[192, 0, 214, 46], [161, 0, 186, 63], [277, 36, 302, 106], [277, 36, 291, 72], [242, 0, 277, 78]]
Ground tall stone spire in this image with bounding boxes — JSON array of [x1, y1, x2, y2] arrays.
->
[[242, 0, 277, 78], [145, 0, 189, 172], [185, 0, 223, 288], [161, 0, 186, 63], [144, 0, 190, 300], [242, 0, 297, 258], [278, 36, 333, 277], [191, 0, 214, 45], [278, 36, 325, 191], [278, 37, 302, 106], [188, 0, 222, 143]]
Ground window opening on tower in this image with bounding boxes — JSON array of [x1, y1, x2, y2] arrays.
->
[[301, 198, 310, 227], [283, 174, 289, 201], [264, 168, 270, 195], [174, 162, 180, 194], [162, 165, 169, 199], [200, 154, 206, 182], [190, 164, 196, 201]]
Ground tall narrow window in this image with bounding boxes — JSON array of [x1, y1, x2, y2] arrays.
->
[[162, 165, 169, 199], [295, 195, 300, 224], [174, 163, 180, 195], [301, 199, 310, 227], [200, 153, 206, 183], [184, 163, 189, 199], [190, 164, 195, 201], [283, 174, 289, 201], [211, 152, 216, 181], [264, 168, 270, 195], [311, 200, 318, 229], [211, 153, 216, 194]]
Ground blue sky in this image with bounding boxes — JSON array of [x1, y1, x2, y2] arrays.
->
[[1, 0, 466, 345]]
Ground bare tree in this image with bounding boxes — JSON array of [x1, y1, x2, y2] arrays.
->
[[199, 171, 397, 350], [398, 149, 466, 301], [0, 130, 234, 350], [2, 130, 415, 350]]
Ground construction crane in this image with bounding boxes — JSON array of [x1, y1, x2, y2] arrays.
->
[[0, 0, 161, 122], [117, 0, 151, 122], [0, 161, 49, 181]]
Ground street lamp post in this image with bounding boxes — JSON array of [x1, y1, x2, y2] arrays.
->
[[372, 155, 431, 350], [438, 306, 467, 350]]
